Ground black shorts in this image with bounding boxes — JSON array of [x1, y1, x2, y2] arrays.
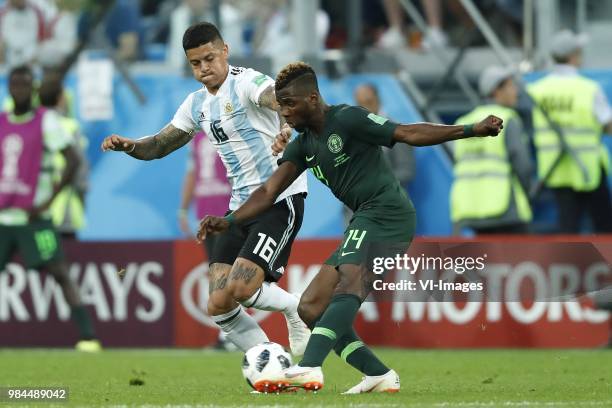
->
[[209, 194, 305, 282], [202, 233, 218, 261]]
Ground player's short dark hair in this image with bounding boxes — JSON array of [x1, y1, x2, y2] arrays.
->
[[182, 22, 224, 51], [8, 65, 33, 81], [275, 62, 319, 93]]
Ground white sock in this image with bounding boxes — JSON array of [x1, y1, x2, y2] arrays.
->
[[241, 282, 298, 315], [212, 305, 268, 351]]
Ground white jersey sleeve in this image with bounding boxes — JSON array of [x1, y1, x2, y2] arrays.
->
[[171, 92, 199, 133], [234, 68, 275, 107]]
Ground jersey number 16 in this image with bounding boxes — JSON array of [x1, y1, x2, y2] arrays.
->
[[253, 233, 278, 263], [210, 120, 229, 143]]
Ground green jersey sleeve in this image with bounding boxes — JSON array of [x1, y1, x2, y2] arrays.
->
[[277, 135, 307, 174], [337, 105, 398, 147]]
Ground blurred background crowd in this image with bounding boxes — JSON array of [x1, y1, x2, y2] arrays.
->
[[0, 0, 534, 69]]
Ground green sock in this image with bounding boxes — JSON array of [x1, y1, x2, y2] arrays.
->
[[307, 311, 389, 375], [334, 328, 389, 376], [71, 305, 95, 340], [300, 294, 361, 367]]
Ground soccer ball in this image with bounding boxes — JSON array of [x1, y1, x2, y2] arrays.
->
[[241, 342, 292, 392]]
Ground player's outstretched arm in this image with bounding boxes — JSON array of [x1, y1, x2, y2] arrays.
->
[[393, 115, 503, 146], [197, 161, 300, 241], [100, 124, 193, 161]]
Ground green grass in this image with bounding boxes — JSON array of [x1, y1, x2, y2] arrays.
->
[[0, 349, 611, 407]]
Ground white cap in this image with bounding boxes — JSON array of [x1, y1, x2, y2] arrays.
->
[[551, 30, 588, 58], [479, 66, 513, 96]]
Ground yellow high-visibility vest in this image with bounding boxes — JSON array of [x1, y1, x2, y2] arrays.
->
[[451, 105, 532, 222], [529, 75, 607, 191], [50, 116, 86, 230]]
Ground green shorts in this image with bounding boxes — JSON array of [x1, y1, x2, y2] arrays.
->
[[325, 208, 416, 268], [0, 219, 64, 271]]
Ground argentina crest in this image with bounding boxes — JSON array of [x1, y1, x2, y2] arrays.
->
[[327, 133, 343, 153]]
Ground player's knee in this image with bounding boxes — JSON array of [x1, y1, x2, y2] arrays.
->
[[299, 290, 331, 328], [227, 259, 263, 302], [335, 265, 364, 297], [207, 290, 234, 316], [297, 299, 319, 328], [228, 279, 257, 303]]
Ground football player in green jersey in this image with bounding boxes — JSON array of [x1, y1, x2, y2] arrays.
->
[[198, 62, 503, 393]]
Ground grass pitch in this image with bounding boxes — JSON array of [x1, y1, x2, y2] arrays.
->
[[0, 348, 610, 407]]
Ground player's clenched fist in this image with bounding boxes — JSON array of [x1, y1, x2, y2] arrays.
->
[[197, 215, 230, 242], [271, 123, 292, 156], [101, 134, 136, 152], [474, 115, 504, 137]]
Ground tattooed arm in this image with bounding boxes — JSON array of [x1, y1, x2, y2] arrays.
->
[[258, 84, 278, 111], [258, 84, 292, 155], [258, 84, 287, 127], [100, 124, 193, 161]]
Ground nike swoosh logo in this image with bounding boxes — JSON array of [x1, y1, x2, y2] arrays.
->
[[341, 251, 356, 256], [306, 155, 315, 162]]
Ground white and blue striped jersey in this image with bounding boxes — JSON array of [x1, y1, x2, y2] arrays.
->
[[172, 65, 308, 210]]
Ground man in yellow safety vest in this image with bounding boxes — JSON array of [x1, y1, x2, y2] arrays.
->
[[38, 73, 88, 240], [451, 66, 533, 234], [529, 30, 612, 233]]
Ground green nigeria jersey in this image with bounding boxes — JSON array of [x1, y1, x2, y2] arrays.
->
[[279, 104, 415, 214]]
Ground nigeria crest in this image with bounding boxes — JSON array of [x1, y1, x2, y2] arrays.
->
[[327, 134, 343, 153]]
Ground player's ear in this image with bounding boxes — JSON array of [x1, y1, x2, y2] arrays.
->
[[308, 91, 319, 104]]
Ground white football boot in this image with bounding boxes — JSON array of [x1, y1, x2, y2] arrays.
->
[[284, 365, 324, 391], [284, 294, 311, 356], [342, 369, 400, 394], [250, 370, 290, 394]]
